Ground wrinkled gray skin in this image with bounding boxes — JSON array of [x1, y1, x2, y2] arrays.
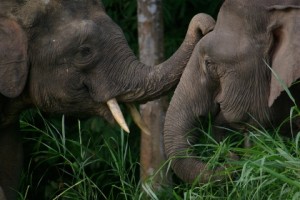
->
[[0, 0, 215, 199], [164, 0, 300, 183]]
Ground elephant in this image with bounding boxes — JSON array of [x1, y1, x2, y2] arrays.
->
[[164, 0, 300, 184], [0, 0, 216, 199]]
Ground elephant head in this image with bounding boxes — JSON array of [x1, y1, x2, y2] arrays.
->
[[164, 0, 300, 183], [0, 0, 216, 199], [0, 0, 215, 130]]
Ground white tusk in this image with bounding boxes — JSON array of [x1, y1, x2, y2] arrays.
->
[[126, 103, 151, 136], [107, 98, 130, 133]]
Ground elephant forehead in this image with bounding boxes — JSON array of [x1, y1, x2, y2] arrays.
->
[[57, 20, 96, 34], [200, 30, 251, 62], [39, 20, 97, 48], [200, 4, 254, 61]]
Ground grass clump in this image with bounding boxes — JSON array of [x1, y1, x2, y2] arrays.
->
[[19, 110, 141, 200], [18, 107, 300, 199]]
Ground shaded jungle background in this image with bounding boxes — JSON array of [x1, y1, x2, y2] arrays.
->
[[18, 0, 224, 199]]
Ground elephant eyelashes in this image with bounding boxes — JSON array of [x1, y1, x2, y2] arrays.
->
[[73, 46, 95, 68], [204, 59, 213, 72], [205, 59, 219, 80], [77, 47, 92, 59], [79, 46, 92, 57], [204, 59, 212, 67]]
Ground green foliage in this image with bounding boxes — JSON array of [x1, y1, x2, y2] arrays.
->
[[141, 115, 300, 200], [19, 110, 141, 199], [19, 108, 300, 199]]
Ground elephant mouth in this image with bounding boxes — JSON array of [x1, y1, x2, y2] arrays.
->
[[105, 98, 150, 135]]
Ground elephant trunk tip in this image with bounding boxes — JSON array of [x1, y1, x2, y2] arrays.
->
[[171, 157, 230, 184], [187, 13, 215, 39]]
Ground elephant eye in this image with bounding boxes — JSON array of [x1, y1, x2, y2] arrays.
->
[[203, 58, 212, 73], [204, 58, 218, 79], [205, 59, 212, 67], [74, 46, 95, 69], [78, 46, 92, 58]]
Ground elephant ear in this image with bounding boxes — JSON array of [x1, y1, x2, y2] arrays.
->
[[0, 17, 28, 98], [268, 4, 300, 107]]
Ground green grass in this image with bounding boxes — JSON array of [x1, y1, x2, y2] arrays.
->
[[18, 107, 300, 200]]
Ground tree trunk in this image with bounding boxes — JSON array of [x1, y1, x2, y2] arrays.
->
[[137, 0, 171, 188]]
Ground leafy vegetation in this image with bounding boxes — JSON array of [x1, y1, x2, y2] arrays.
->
[[19, 107, 300, 199], [19, 110, 141, 199]]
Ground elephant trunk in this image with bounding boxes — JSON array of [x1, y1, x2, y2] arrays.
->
[[164, 108, 213, 183], [118, 13, 215, 103], [164, 105, 221, 183], [91, 14, 215, 134], [164, 42, 221, 183]]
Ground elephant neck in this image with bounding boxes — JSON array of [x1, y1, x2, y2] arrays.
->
[[0, 93, 32, 128]]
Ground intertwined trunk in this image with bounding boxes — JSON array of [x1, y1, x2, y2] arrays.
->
[[117, 12, 215, 103], [164, 43, 221, 183]]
